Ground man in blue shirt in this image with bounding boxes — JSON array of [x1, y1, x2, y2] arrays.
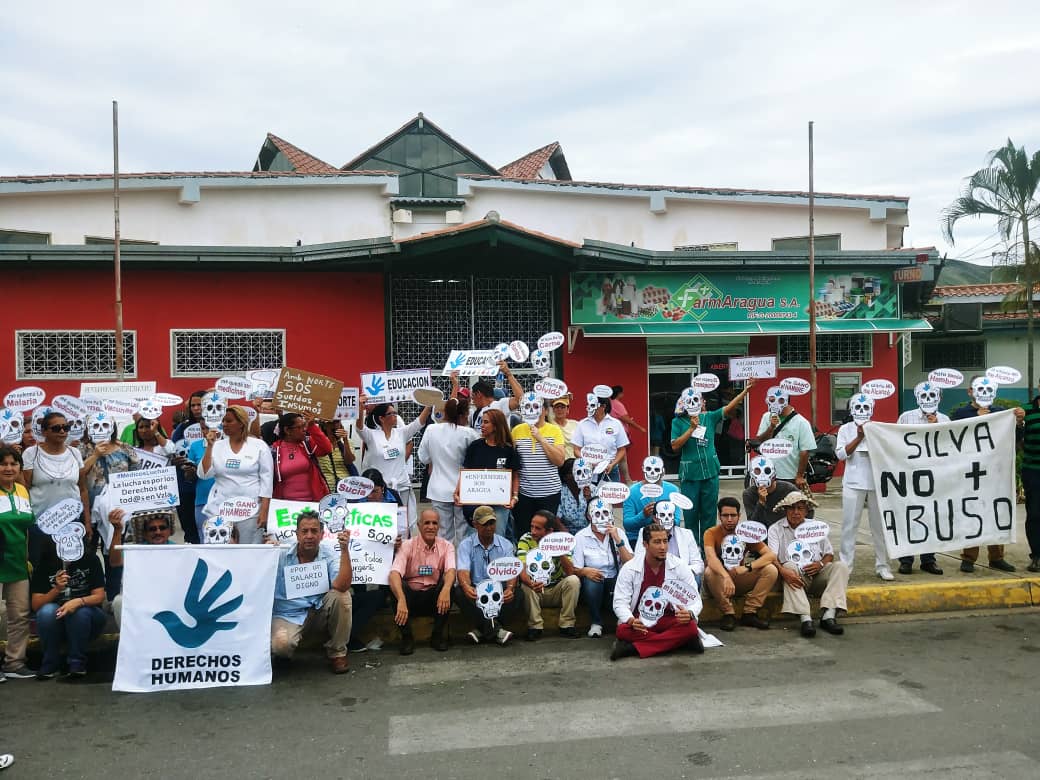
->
[[622, 456, 679, 545], [270, 511, 353, 674], [455, 505, 519, 645]]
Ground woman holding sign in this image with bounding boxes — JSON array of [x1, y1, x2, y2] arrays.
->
[[458, 409, 522, 541], [131, 417, 176, 462], [271, 412, 333, 502]]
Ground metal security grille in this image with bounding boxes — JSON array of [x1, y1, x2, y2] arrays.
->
[[16, 330, 137, 379], [921, 340, 986, 371], [778, 334, 872, 367], [170, 329, 285, 377]]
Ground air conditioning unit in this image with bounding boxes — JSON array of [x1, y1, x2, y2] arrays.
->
[[943, 303, 982, 332]]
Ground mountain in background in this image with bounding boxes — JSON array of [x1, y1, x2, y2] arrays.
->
[[935, 258, 994, 286]]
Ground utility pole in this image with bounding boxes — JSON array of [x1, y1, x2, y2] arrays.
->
[[112, 100, 124, 379], [808, 121, 817, 427]]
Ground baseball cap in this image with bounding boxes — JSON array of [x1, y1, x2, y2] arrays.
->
[[472, 506, 497, 525], [552, 397, 570, 406]]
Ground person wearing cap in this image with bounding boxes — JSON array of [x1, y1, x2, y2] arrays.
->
[[622, 455, 679, 546], [388, 509, 456, 654], [107, 507, 177, 628], [703, 497, 776, 630], [517, 510, 580, 640], [551, 396, 578, 459], [572, 389, 629, 482], [452, 362, 523, 431], [454, 505, 519, 644], [766, 491, 849, 637]]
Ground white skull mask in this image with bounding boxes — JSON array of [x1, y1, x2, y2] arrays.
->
[[573, 458, 593, 487], [531, 349, 551, 377], [31, 406, 51, 442], [202, 393, 227, 427], [638, 586, 667, 628], [476, 579, 504, 619], [913, 381, 941, 415], [849, 393, 874, 425], [67, 417, 85, 444], [721, 535, 746, 568], [766, 386, 790, 415], [750, 456, 775, 488], [0, 408, 24, 444], [971, 377, 997, 408], [680, 388, 702, 416], [87, 413, 114, 444], [520, 392, 542, 423], [203, 516, 233, 545], [525, 550, 554, 586], [586, 498, 614, 531], [654, 501, 676, 531], [174, 439, 191, 458], [786, 540, 819, 570], [586, 393, 599, 419], [642, 456, 664, 484], [138, 397, 162, 420]]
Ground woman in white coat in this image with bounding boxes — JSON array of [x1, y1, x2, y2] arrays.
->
[[417, 397, 478, 547]]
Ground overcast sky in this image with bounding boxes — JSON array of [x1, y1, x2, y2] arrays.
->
[[3, 1, 1038, 261]]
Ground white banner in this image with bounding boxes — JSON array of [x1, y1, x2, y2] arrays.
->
[[441, 350, 500, 377], [109, 468, 180, 512], [728, 355, 777, 379], [113, 545, 280, 693], [361, 369, 432, 403], [865, 411, 1017, 558], [134, 448, 170, 470], [79, 381, 156, 401]]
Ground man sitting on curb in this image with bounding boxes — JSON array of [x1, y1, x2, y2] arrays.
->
[[703, 497, 777, 631], [108, 508, 177, 628], [611, 524, 703, 660], [455, 505, 518, 645], [766, 491, 849, 638], [518, 510, 581, 640], [389, 509, 456, 655], [270, 511, 353, 674]]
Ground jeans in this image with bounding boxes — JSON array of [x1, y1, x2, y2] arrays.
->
[[579, 575, 616, 625], [349, 585, 386, 644], [36, 602, 106, 672], [512, 492, 561, 540]]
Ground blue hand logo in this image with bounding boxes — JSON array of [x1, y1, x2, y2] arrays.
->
[[153, 559, 243, 648], [167, 494, 179, 505], [449, 352, 466, 369], [364, 375, 386, 397], [484, 582, 495, 594]]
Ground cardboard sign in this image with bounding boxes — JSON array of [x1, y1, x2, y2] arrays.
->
[[79, 381, 156, 401], [729, 355, 777, 380], [759, 438, 795, 458], [334, 387, 359, 421], [441, 350, 499, 377], [661, 577, 698, 609], [537, 332, 565, 351], [274, 367, 344, 418], [735, 520, 767, 543], [793, 520, 830, 543], [215, 376, 253, 399], [458, 469, 512, 505], [361, 369, 432, 403], [779, 377, 811, 396], [927, 368, 963, 388], [986, 365, 1021, 384], [533, 378, 568, 400], [218, 497, 260, 522], [538, 531, 576, 556], [283, 561, 330, 599], [596, 481, 630, 505], [860, 379, 896, 400], [109, 468, 181, 513], [4, 386, 45, 412], [487, 557, 523, 581], [37, 498, 83, 535], [337, 476, 375, 499], [692, 373, 721, 392]]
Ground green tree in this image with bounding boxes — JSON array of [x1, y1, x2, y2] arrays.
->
[[943, 139, 1040, 396]]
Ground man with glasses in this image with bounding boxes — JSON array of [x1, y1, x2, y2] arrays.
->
[[108, 509, 177, 628], [455, 505, 519, 645]]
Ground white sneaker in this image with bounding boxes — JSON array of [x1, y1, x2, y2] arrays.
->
[[587, 623, 603, 638], [365, 637, 384, 651], [877, 566, 895, 581], [0, 753, 12, 770], [495, 629, 513, 645]]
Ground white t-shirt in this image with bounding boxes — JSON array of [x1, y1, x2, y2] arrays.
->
[[756, 411, 816, 480], [357, 416, 424, 491], [835, 421, 874, 491], [417, 423, 480, 502], [897, 410, 951, 425], [22, 444, 84, 513], [572, 415, 630, 460], [572, 525, 631, 580], [199, 437, 274, 520]]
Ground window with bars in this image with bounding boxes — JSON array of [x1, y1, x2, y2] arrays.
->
[[921, 340, 985, 371], [170, 330, 285, 377], [16, 330, 137, 379], [778, 334, 872, 367]]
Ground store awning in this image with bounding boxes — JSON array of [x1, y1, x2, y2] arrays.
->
[[577, 318, 932, 337]]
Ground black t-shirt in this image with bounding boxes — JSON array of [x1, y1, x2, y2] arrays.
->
[[30, 556, 105, 604], [463, 439, 523, 472]]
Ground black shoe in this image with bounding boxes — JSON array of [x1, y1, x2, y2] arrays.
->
[[739, 612, 770, 630], [347, 638, 368, 653], [1028, 557, 1040, 573], [431, 632, 449, 652], [921, 561, 944, 575], [686, 633, 705, 654], [990, 559, 1016, 572], [800, 620, 816, 638], [399, 634, 415, 656], [960, 560, 975, 573], [525, 628, 543, 642], [820, 617, 844, 635], [609, 639, 637, 661], [898, 561, 913, 575], [719, 613, 737, 632], [559, 627, 579, 639]]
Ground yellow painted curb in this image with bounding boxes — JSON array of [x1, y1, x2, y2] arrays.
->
[[846, 577, 1040, 616]]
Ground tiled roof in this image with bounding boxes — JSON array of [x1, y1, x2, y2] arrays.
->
[[395, 216, 580, 248], [265, 133, 338, 173], [499, 142, 560, 179], [0, 170, 395, 184], [341, 113, 500, 175], [933, 283, 1040, 297], [983, 312, 1032, 321]]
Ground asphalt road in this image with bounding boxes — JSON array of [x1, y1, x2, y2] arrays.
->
[[4, 611, 1040, 779]]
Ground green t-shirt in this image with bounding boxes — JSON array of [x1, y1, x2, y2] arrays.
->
[[671, 407, 723, 482], [517, 533, 569, 587], [0, 483, 35, 582]]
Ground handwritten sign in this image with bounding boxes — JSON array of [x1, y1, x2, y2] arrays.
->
[[779, 377, 811, 396], [759, 438, 795, 458], [661, 577, 698, 609], [360, 369, 432, 403], [487, 557, 523, 581], [4, 386, 45, 412], [441, 350, 499, 377], [334, 387, 359, 421], [793, 520, 830, 543], [729, 355, 777, 380], [927, 368, 963, 388], [36, 498, 83, 535], [109, 468, 180, 513], [283, 561, 330, 599], [539, 531, 576, 556], [274, 367, 344, 418], [596, 481, 630, 505], [537, 332, 565, 351], [735, 520, 767, 543], [458, 469, 511, 505], [218, 497, 260, 522]]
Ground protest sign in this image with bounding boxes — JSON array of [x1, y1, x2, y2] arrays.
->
[[487, 557, 523, 581], [80, 396, 105, 415], [412, 387, 444, 408], [865, 411, 1017, 557], [537, 332, 565, 351], [927, 368, 963, 388], [52, 394, 88, 419], [283, 561, 330, 599], [539, 531, 576, 556], [441, 350, 499, 377], [109, 468, 180, 513], [273, 367, 343, 419], [661, 577, 698, 609], [692, 373, 720, 392], [596, 482, 630, 504], [334, 387, 359, 421], [37, 498, 83, 535], [670, 493, 694, 511], [113, 545, 280, 693], [4, 386, 45, 412], [759, 438, 795, 459], [579, 444, 609, 464], [729, 355, 777, 380], [507, 340, 530, 362], [860, 379, 896, 400], [134, 448, 171, 470], [986, 365, 1021, 384], [735, 520, 767, 544], [458, 470, 511, 505], [793, 520, 830, 543], [218, 498, 260, 523], [80, 381, 156, 401], [55, 523, 86, 563], [640, 483, 663, 499], [361, 369, 432, 403], [337, 476, 374, 499], [592, 384, 613, 399], [533, 378, 568, 399], [154, 392, 183, 407], [779, 377, 811, 396], [215, 376, 253, 399], [182, 423, 204, 443], [102, 398, 138, 416]]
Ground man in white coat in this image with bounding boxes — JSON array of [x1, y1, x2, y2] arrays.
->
[[633, 501, 704, 585], [611, 524, 703, 660]]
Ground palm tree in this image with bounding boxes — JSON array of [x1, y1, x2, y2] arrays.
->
[[943, 139, 1040, 396]]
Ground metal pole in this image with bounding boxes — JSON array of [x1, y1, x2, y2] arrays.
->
[[113, 100, 124, 379], [808, 121, 817, 428]]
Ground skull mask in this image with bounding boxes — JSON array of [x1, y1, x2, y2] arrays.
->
[[0, 408, 24, 445], [203, 516, 233, 545], [913, 381, 941, 415], [971, 377, 998, 409], [586, 498, 614, 532], [638, 586, 667, 627], [525, 549, 554, 586], [586, 393, 599, 419], [138, 397, 162, 420], [87, 413, 114, 444], [174, 439, 191, 458], [531, 349, 551, 378], [520, 392, 542, 424], [476, 579, 503, 619], [849, 393, 874, 425], [786, 540, 819, 570], [680, 388, 702, 416], [721, 535, 746, 568], [766, 386, 790, 416], [654, 501, 676, 531], [573, 458, 593, 488], [642, 456, 664, 484], [202, 392, 227, 427], [31, 406, 51, 442], [67, 417, 85, 444], [750, 456, 775, 488]]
